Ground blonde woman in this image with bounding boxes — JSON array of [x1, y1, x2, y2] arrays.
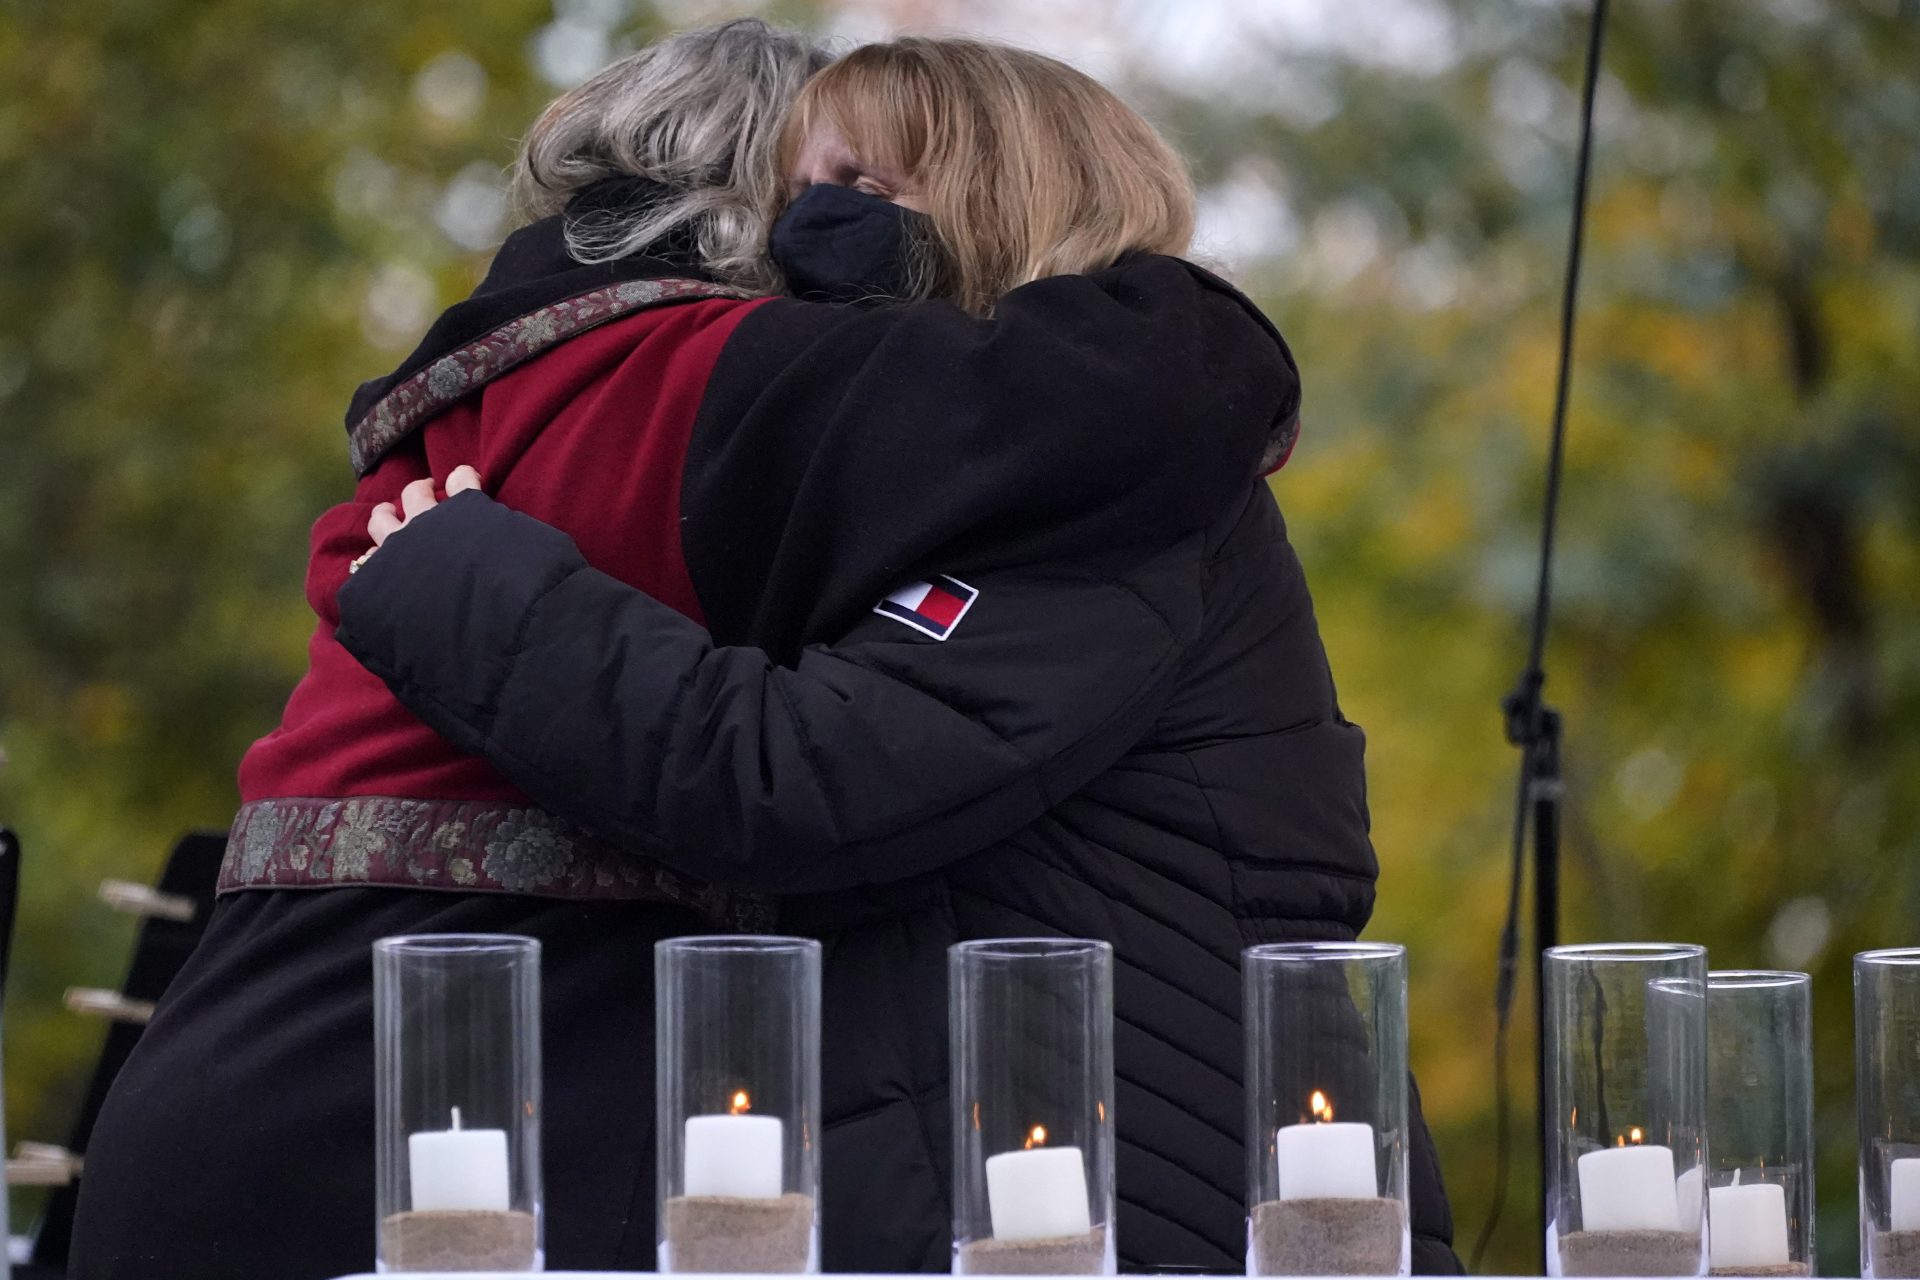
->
[[78, 29, 1457, 1279]]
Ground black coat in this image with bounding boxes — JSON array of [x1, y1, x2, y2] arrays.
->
[[336, 260, 1461, 1273]]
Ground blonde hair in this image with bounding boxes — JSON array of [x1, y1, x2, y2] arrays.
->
[[513, 19, 829, 292], [779, 38, 1196, 315]]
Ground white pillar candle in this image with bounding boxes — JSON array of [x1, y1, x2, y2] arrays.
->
[[1577, 1143, 1680, 1232], [1676, 1165, 1705, 1228], [985, 1145, 1092, 1241], [1708, 1176, 1790, 1270], [1891, 1158, 1920, 1232], [685, 1114, 784, 1199], [1275, 1121, 1379, 1200], [408, 1108, 511, 1212]]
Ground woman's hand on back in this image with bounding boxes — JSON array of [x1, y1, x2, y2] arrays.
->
[[352, 465, 483, 574], [366, 465, 483, 546]]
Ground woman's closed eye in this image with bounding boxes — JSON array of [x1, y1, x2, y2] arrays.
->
[[787, 123, 912, 205], [787, 169, 893, 200]]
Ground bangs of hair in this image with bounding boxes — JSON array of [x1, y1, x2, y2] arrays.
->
[[777, 51, 933, 185], [776, 39, 1196, 316]]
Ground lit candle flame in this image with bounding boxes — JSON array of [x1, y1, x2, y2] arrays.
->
[[1025, 1125, 1048, 1150], [1629, 1126, 1644, 1145], [1309, 1090, 1335, 1123], [730, 1090, 751, 1115]]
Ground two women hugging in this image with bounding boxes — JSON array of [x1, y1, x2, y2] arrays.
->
[[71, 20, 1459, 1280]]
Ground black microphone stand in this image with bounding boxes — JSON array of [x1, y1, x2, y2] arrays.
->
[[1505, 671, 1564, 1266]]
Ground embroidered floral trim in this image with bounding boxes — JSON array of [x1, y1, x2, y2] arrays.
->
[[221, 796, 773, 929], [348, 276, 748, 475]]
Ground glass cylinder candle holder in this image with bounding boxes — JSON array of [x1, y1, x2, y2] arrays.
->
[[1244, 942, 1410, 1278], [374, 934, 542, 1273], [951, 938, 1115, 1276], [1857, 948, 1920, 1278], [1544, 944, 1708, 1278], [656, 936, 821, 1275], [1704, 971, 1813, 1277]]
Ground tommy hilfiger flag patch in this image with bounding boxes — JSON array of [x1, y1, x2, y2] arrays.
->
[[873, 575, 979, 640]]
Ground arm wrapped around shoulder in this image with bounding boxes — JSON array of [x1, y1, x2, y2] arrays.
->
[[338, 490, 1212, 893]]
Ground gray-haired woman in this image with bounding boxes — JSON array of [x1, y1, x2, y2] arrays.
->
[[67, 22, 833, 1279]]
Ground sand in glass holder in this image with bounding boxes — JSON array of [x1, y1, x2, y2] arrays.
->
[[656, 936, 821, 1274], [1857, 949, 1920, 1278], [1704, 971, 1813, 1277], [374, 934, 542, 1273], [951, 939, 1115, 1275], [1243, 942, 1410, 1277], [1544, 944, 1707, 1278]]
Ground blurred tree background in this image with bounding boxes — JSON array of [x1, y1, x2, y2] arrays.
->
[[1, 0, 1915, 1269]]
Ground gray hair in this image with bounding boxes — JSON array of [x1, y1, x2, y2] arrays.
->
[[511, 19, 830, 292]]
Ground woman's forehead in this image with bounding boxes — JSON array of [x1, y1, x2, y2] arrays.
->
[[789, 119, 912, 187], [790, 121, 858, 172]]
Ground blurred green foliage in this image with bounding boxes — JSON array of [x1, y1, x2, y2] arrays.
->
[[1, 0, 1917, 1271], [1157, 1, 1920, 1271]]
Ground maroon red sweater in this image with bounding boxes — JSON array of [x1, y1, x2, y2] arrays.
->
[[237, 296, 770, 805]]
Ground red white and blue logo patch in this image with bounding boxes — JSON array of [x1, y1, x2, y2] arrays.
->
[[873, 575, 979, 641]]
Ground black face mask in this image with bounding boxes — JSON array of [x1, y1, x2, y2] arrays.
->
[[770, 183, 933, 304]]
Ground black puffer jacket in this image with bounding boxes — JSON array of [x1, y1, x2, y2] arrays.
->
[[336, 264, 1460, 1273]]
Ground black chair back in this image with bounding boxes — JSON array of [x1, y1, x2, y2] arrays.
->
[[18, 829, 226, 1276]]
